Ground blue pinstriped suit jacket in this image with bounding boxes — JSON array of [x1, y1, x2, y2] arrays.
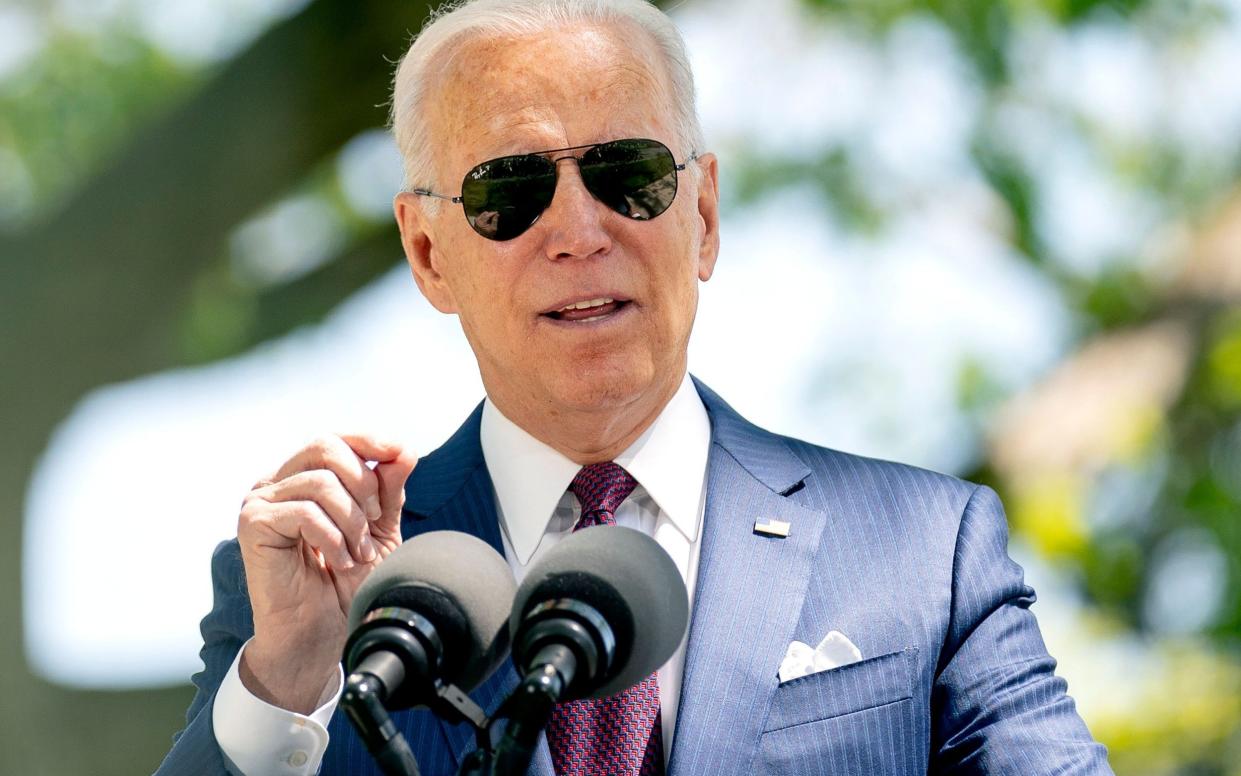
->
[[156, 378, 1112, 775]]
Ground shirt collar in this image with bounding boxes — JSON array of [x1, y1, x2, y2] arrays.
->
[[480, 372, 711, 566]]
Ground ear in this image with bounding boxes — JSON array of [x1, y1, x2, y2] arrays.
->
[[394, 191, 459, 314], [693, 153, 721, 282]]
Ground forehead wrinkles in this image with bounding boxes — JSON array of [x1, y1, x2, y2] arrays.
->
[[427, 24, 673, 169], [482, 70, 658, 138], [440, 45, 664, 131]]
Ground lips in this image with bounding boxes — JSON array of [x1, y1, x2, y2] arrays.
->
[[542, 295, 632, 322]]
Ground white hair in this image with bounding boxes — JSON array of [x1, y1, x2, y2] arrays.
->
[[389, 0, 705, 196]]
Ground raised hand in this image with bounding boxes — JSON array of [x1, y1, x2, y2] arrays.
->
[[235, 434, 418, 713]]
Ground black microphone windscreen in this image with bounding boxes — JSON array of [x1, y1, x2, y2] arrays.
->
[[348, 531, 517, 693], [511, 526, 689, 698]]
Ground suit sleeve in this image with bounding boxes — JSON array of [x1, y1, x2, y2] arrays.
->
[[930, 485, 1114, 775], [152, 540, 252, 776]]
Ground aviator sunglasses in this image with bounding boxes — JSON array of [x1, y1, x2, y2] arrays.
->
[[412, 137, 698, 241]]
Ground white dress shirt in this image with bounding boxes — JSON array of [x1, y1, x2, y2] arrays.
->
[[482, 372, 711, 759], [213, 372, 710, 774]]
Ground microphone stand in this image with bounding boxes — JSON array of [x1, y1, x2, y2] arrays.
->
[[461, 644, 578, 776], [436, 683, 497, 775], [349, 645, 577, 776], [341, 671, 422, 776], [342, 665, 493, 776]]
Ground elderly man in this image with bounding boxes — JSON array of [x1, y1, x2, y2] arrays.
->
[[156, 0, 1113, 774]]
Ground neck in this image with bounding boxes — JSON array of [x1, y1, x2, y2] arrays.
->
[[486, 370, 685, 465]]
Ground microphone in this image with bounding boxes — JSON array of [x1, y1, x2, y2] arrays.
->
[[487, 526, 689, 773], [511, 525, 689, 699], [342, 531, 516, 776]]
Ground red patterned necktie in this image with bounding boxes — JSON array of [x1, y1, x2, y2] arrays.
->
[[546, 462, 665, 776]]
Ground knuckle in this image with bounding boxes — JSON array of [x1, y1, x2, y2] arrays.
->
[[245, 477, 274, 500], [306, 434, 337, 460], [238, 498, 266, 525], [336, 488, 362, 518], [307, 468, 338, 491], [290, 500, 322, 521], [318, 491, 352, 526], [316, 523, 345, 551]]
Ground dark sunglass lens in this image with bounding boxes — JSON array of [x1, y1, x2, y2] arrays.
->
[[580, 139, 678, 220], [461, 154, 557, 240]]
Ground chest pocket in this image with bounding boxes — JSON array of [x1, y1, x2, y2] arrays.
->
[[758, 648, 921, 776]]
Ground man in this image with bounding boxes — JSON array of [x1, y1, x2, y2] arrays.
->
[[156, 0, 1113, 774]]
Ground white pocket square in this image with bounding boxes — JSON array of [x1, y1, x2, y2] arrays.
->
[[778, 630, 863, 683]]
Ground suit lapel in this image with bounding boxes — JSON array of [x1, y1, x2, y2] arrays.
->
[[398, 403, 551, 775], [668, 381, 825, 774], [400, 401, 501, 552]]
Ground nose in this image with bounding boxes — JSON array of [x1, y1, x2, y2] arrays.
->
[[537, 157, 613, 261]]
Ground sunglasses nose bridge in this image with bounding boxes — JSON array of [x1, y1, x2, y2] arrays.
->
[[543, 156, 601, 215], [537, 156, 612, 258]]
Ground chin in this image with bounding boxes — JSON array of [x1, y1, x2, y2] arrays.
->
[[546, 359, 656, 413]]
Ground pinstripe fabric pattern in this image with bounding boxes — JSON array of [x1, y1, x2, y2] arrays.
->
[[156, 381, 1112, 775], [668, 380, 1112, 775], [153, 539, 251, 776]]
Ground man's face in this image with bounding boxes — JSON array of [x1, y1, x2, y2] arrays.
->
[[396, 22, 720, 428]]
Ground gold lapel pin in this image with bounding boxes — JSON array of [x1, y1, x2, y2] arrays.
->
[[753, 518, 791, 538]]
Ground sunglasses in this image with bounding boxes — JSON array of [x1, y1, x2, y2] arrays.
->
[[412, 137, 698, 241]]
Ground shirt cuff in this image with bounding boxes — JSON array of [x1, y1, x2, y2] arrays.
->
[[213, 638, 343, 776]]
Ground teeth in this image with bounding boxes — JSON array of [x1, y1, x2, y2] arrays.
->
[[560, 297, 614, 312]]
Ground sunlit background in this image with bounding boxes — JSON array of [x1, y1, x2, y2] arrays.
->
[[2, 0, 1240, 772]]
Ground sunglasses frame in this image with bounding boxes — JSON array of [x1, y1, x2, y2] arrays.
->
[[411, 137, 699, 240]]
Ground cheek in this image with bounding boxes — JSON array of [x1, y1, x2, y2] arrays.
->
[[439, 237, 511, 308], [645, 270, 699, 348], [666, 234, 703, 312], [455, 263, 539, 348]]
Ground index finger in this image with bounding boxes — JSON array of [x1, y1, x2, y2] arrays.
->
[[274, 435, 380, 520], [340, 433, 406, 464]]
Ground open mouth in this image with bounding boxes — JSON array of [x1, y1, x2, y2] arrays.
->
[[543, 297, 632, 322]]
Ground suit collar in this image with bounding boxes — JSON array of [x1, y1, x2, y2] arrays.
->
[[480, 372, 711, 566], [403, 376, 810, 517], [619, 374, 711, 543], [691, 376, 811, 496], [478, 398, 580, 566]]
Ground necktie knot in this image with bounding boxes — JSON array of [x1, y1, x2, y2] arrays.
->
[[569, 462, 637, 529]]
